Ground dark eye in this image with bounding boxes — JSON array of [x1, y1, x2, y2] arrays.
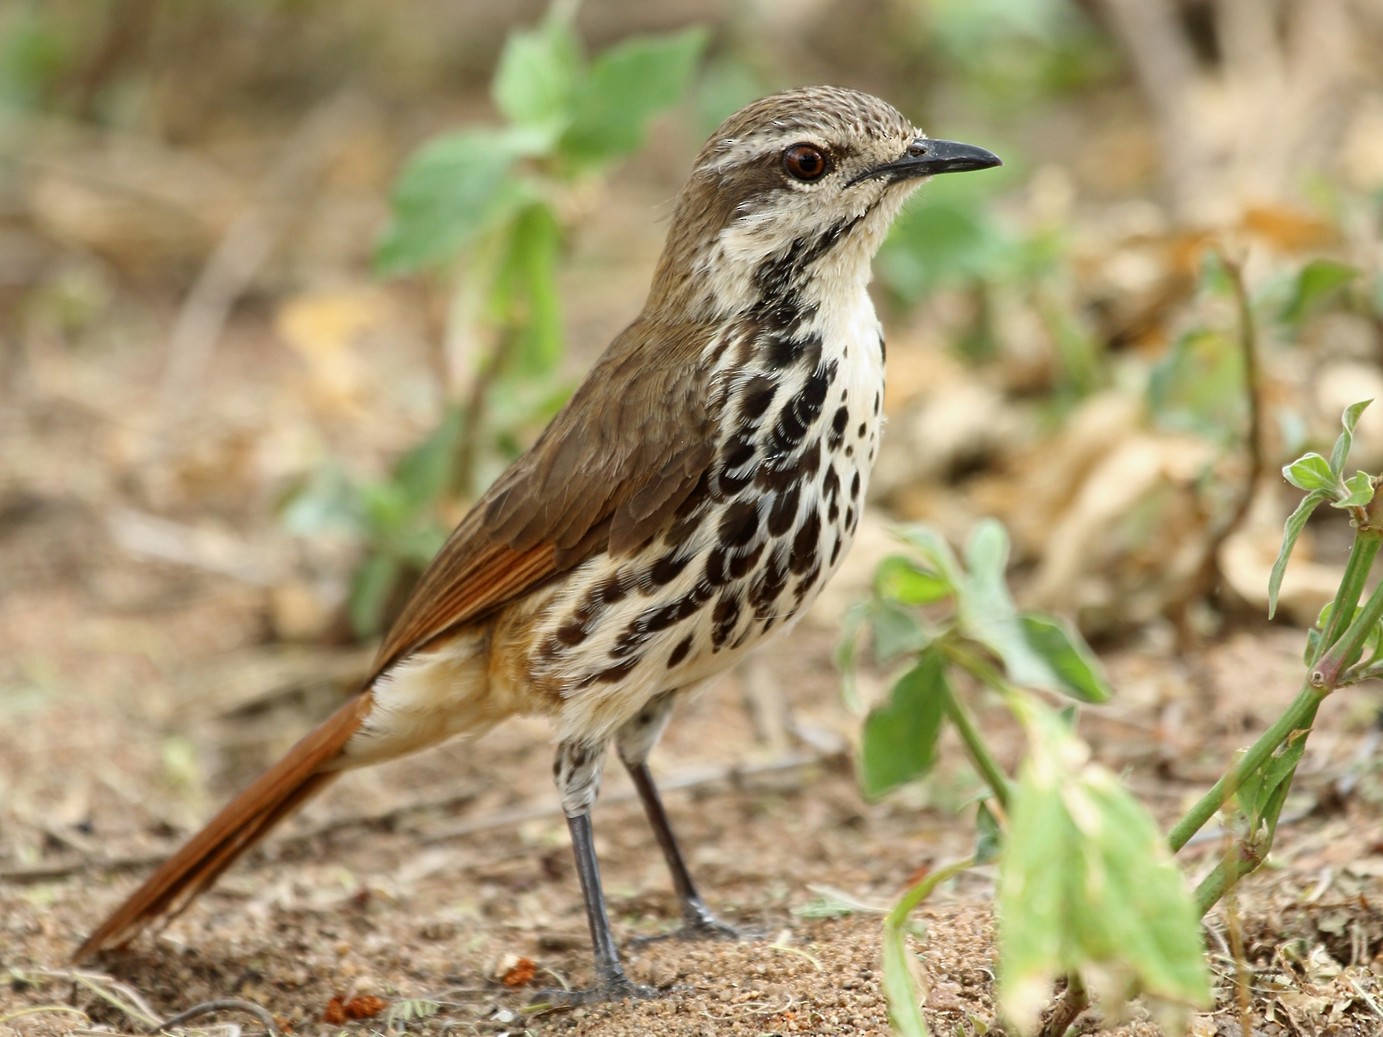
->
[[783, 143, 830, 182]]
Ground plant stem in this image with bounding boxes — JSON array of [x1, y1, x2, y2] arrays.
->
[[1169, 522, 1381, 854], [885, 855, 977, 931], [1038, 974, 1089, 1037], [1192, 846, 1265, 918], [1166, 684, 1324, 853], [1313, 573, 1383, 688], [1309, 529, 1382, 669], [938, 646, 1014, 810]]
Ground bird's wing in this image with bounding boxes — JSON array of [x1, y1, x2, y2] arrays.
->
[[368, 318, 718, 680]]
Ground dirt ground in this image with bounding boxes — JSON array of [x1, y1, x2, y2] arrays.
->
[[4, 475, 1383, 1037]]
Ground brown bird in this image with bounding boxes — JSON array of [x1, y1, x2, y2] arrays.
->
[[76, 86, 999, 1000]]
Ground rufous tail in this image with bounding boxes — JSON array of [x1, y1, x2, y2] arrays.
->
[[74, 692, 374, 960]]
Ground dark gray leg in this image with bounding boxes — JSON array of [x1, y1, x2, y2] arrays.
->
[[548, 740, 657, 1003], [615, 695, 740, 940]]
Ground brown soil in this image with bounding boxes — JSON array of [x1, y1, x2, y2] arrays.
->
[[4, 519, 1383, 1037]]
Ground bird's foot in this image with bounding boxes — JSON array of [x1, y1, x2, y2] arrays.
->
[[528, 975, 661, 1009]]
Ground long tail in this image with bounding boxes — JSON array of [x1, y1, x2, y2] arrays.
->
[[74, 692, 374, 960]]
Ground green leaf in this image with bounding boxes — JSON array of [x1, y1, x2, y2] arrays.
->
[[393, 405, 464, 511], [1329, 399, 1372, 475], [974, 799, 1003, 864], [1145, 328, 1244, 440], [279, 463, 366, 537], [876, 176, 1010, 304], [358, 479, 410, 537], [1335, 471, 1376, 510], [893, 525, 965, 589], [835, 601, 869, 714], [350, 551, 401, 638], [997, 706, 1210, 1031], [492, 203, 564, 376], [959, 521, 1068, 691], [374, 126, 545, 275], [1017, 614, 1111, 703], [1279, 258, 1358, 325], [560, 28, 706, 164], [492, 11, 582, 131], [869, 600, 930, 665], [879, 857, 973, 1037], [1281, 453, 1333, 493], [874, 554, 953, 606], [859, 649, 950, 798], [1268, 489, 1328, 619], [881, 916, 930, 1037]]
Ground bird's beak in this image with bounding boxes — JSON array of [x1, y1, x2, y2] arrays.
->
[[849, 138, 1002, 187]]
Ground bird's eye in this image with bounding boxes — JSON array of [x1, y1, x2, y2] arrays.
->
[[782, 143, 830, 182]]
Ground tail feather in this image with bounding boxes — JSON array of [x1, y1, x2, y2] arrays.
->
[[74, 692, 373, 960]]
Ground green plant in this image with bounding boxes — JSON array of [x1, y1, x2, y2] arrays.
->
[[846, 400, 1383, 1034], [285, 2, 705, 636], [842, 522, 1208, 1034]]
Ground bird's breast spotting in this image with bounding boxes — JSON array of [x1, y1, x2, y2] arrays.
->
[[528, 288, 885, 743]]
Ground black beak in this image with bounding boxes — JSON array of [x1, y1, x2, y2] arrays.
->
[[848, 137, 1002, 187]]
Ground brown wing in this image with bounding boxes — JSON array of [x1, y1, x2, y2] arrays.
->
[[368, 317, 717, 679]]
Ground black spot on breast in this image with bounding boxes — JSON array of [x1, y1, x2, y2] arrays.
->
[[878, 333, 886, 361], [712, 593, 742, 649], [704, 545, 731, 586], [845, 445, 854, 458], [592, 656, 641, 684], [576, 573, 629, 616], [856, 422, 867, 438], [667, 634, 694, 668], [556, 619, 589, 646], [830, 534, 843, 566], [770, 364, 831, 454], [718, 498, 759, 548], [758, 436, 822, 494], [647, 549, 690, 588], [790, 512, 821, 574], [767, 484, 800, 536], [666, 471, 711, 543], [732, 540, 765, 579], [750, 544, 790, 617], [611, 625, 648, 659], [738, 375, 776, 421], [823, 465, 840, 504], [828, 405, 849, 450], [713, 433, 756, 497], [639, 579, 712, 633], [765, 334, 798, 368], [850, 472, 861, 500], [705, 537, 765, 585], [845, 506, 855, 530]]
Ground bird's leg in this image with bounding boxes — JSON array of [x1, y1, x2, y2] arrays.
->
[[543, 739, 658, 1004], [616, 695, 742, 941]]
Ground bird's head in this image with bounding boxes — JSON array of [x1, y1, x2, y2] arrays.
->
[[647, 86, 1000, 320]]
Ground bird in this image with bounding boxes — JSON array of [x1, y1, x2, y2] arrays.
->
[[75, 85, 1000, 1001]]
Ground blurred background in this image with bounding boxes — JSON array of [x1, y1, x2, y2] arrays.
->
[[3, 0, 1383, 1030]]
